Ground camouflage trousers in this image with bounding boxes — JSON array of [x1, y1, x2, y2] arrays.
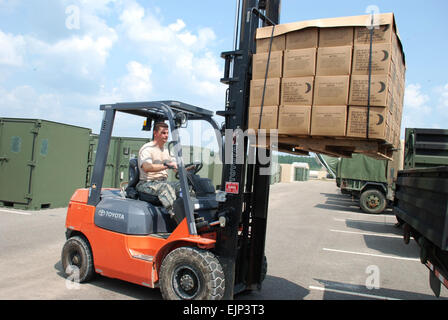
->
[[136, 180, 181, 210]]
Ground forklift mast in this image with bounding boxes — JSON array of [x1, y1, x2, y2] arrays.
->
[[216, 0, 281, 299]]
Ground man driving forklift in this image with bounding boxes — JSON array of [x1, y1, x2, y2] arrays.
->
[[136, 121, 180, 216]]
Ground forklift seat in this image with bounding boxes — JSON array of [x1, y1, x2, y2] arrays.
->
[[125, 158, 163, 206]]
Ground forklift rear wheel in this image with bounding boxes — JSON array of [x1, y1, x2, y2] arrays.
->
[[360, 189, 386, 214], [159, 247, 225, 300], [61, 236, 95, 283]]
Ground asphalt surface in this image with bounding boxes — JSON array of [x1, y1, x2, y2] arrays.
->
[[0, 180, 446, 300]]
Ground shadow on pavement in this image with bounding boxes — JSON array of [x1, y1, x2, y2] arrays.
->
[[54, 260, 163, 300], [55, 261, 308, 300], [236, 275, 310, 300], [345, 219, 402, 235], [316, 192, 362, 213], [313, 278, 446, 300], [317, 192, 396, 217]]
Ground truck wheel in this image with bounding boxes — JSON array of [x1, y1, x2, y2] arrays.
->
[[61, 236, 95, 283], [360, 189, 386, 214], [261, 255, 268, 282], [159, 247, 225, 300]]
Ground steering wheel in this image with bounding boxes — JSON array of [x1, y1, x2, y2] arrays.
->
[[175, 161, 203, 180]]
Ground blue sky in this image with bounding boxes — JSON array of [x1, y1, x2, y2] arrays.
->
[[0, 0, 447, 147]]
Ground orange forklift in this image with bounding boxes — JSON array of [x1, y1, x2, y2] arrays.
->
[[61, 0, 280, 300]]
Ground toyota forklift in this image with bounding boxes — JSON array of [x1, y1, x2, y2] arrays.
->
[[61, 0, 281, 300]]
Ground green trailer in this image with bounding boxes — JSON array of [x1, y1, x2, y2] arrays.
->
[[319, 152, 402, 214], [0, 118, 91, 210]]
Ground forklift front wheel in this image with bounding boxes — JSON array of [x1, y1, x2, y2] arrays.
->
[[159, 247, 225, 300], [61, 236, 95, 283]]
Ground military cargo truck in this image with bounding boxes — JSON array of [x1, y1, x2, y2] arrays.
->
[[394, 128, 448, 297], [318, 146, 404, 214]]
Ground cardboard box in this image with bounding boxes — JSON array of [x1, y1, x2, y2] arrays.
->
[[281, 77, 314, 105], [283, 48, 316, 77], [352, 44, 394, 75], [316, 46, 353, 76], [391, 32, 405, 72], [256, 35, 286, 53], [349, 74, 391, 106], [250, 78, 281, 107], [256, 13, 403, 49], [311, 105, 347, 137], [347, 106, 391, 141], [319, 27, 354, 47], [286, 28, 318, 50], [253, 12, 406, 143], [354, 24, 394, 45], [252, 51, 283, 80], [248, 106, 278, 131], [278, 105, 311, 135], [313, 76, 350, 105]]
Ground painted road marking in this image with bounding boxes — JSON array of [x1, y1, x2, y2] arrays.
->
[[0, 208, 31, 216], [330, 229, 403, 239], [309, 285, 400, 300], [333, 218, 395, 226], [322, 248, 420, 262]]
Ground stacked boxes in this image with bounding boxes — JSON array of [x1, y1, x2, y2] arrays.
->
[[249, 13, 405, 148], [347, 23, 405, 147]]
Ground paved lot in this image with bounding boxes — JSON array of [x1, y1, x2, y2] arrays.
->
[[0, 180, 446, 300]]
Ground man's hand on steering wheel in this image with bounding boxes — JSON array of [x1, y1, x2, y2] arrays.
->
[[175, 161, 203, 179], [163, 161, 178, 170]]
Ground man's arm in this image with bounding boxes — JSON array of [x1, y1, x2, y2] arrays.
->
[[141, 162, 169, 173]]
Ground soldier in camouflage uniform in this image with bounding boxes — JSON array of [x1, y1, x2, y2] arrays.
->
[[136, 122, 180, 213]]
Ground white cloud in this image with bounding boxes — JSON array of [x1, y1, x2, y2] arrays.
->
[[402, 83, 433, 130], [118, 61, 153, 100], [436, 83, 448, 108], [404, 84, 430, 110], [169, 19, 186, 32], [402, 83, 448, 131], [0, 1, 226, 138], [118, 0, 225, 106], [0, 30, 25, 66]]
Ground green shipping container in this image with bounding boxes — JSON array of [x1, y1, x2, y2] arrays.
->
[[0, 118, 91, 210], [294, 167, 309, 182], [87, 135, 150, 188]]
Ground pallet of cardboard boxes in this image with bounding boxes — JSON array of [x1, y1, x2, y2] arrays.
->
[[248, 13, 405, 160]]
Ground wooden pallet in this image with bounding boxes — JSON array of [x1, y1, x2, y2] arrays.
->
[[253, 134, 394, 160]]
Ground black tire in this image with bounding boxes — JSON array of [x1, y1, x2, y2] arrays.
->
[[61, 236, 95, 283], [261, 255, 268, 283], [360, 189, 386, 214], [159, 247, 225, 300]]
